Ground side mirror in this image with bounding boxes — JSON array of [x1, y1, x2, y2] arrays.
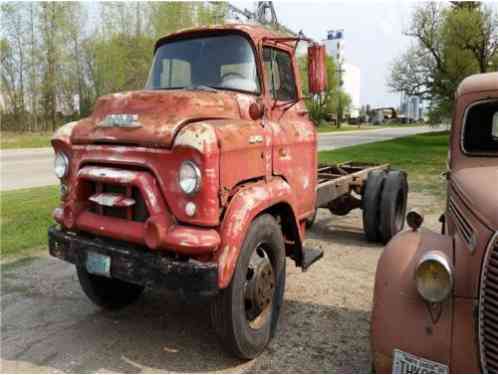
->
[[308, 44, 328, 95]]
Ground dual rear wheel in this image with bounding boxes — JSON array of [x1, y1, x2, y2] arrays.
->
[[363, 170, 408, 244]]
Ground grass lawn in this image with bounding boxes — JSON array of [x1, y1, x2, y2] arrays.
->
[[319, 131, 450, 197], [1, 186, 59, 257], [316, 122, 427, 133], [316, 123, 382, 133], [1, 131, 52, 149]]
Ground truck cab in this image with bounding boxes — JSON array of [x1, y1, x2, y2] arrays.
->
[[48, 24, 327, 359], [371, 72, 498, 373]]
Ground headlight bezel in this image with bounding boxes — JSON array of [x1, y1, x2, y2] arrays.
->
[[178, 160, 202, 196], [414, 251, 454, 304], [54, 152, 69, 179]]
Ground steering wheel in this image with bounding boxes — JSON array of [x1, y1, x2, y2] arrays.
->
[[221, 72, 246, 81]]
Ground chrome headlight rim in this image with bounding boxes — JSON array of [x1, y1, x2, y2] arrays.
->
[[178, 160, 202, 196], [54, 152, 69, 179], [415, 251, 453, 304]]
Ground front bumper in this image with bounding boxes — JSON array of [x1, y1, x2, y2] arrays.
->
[[48, 226, 219, 296]]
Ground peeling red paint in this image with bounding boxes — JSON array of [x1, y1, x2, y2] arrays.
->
[[215, 178, 301, 288], [50, 24, 326, 291]]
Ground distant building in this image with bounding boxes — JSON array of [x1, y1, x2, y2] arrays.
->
[[400, 94, 422, 122], [323, 29, 361, 118]]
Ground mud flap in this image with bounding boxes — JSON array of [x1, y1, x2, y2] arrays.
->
[[301, 247, 324, 271]]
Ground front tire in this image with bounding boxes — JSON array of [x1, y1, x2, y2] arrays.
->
[[210, 214, 286, 359], [76, 267, 144, 310]]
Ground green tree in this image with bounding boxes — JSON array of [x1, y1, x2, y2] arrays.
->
[[388, 2, 498, 120]]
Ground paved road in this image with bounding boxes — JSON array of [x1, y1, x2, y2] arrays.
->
[[1, 148, 57, 191], [317, 125, 442, 151], [1, 126, 442, 191]]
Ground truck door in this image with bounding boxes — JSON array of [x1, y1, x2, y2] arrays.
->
[[262, 46, 317, 217]]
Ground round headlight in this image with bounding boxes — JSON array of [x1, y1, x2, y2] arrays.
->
[[178, 161, 201, 195], [415, 251, 453, 303], [54, 152, 69, 179]]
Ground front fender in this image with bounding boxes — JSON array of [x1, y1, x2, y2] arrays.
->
[[215, 177, 301, 289], [371, 228, 454, 372]]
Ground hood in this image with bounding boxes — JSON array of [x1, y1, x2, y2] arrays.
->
[[71, 90, 242, 148], [452, 166, 498, 230]]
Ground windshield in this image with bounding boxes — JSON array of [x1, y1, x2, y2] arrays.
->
[[146, 34, 260, 94], [463, 99, 498, 155]]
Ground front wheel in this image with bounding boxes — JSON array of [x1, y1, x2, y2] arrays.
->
[[76, 267, 144, 310], [210, 214, 286, 359]]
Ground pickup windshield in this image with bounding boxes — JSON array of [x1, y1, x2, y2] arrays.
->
[[146, 34, 260, 94]]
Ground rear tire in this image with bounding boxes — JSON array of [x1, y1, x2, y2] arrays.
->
[[362, 170, 386, 242], [76, 267, 144, 310], [210, 214, 286, 359], [379, 170, 408, 244]]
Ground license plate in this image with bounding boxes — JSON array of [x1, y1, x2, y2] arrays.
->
[[86, 251, 111, 278], [393, 349, 448, 374]]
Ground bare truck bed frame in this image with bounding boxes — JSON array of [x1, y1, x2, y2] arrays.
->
[[315, 161, 389, 210]]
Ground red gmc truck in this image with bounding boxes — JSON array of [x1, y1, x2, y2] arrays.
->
[[48, 24, 407, 359]]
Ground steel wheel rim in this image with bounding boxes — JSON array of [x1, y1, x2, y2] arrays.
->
[[243, 243, 275, 330]]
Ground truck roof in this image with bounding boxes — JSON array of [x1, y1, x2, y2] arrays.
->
[[154, 23, 291, 52], [456, 72, 498, 97]]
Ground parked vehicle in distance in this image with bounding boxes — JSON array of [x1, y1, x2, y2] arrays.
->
[[47, 24, 408, 359], [371, 72, 498, 373]]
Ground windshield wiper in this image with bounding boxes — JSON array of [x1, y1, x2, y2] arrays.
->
[[184, 84, 218, 93]]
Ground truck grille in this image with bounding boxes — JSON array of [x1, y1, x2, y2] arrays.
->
[[479, 232, 498, 373], [89, 182, 149, 222], [448, 197, 476, 251]]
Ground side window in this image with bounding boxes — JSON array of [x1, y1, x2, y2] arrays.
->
[[263, 47, 297, 101]]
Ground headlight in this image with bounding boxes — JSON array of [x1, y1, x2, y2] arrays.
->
[[178, 161, 201, 195], [415, 251, 453, 303], [54, 152, 69, 179]]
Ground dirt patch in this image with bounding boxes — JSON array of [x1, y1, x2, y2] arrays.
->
[[1, 191, 444, 373]]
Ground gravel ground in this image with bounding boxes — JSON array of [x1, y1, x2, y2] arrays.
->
[[1, 192, 443, 373]]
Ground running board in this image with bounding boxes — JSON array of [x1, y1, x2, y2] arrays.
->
[[301, 247, 324, 271]]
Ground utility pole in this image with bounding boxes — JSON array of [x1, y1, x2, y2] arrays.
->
[[226, 2, 307, 38]]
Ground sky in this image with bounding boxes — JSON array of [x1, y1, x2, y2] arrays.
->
[[233, 1, 416, 108], [85, 1, 415, 108]]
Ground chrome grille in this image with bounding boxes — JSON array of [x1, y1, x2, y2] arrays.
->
[[88, 182, 149, 222], [479, 232, 498, 373]]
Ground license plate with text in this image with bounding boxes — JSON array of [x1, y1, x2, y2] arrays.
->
[[393, 349, 448, 374]]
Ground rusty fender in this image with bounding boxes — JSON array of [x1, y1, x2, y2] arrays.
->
[[371, 228, 454, 372], [215, 177, 302, 289]]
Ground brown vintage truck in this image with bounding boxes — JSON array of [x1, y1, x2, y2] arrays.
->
[[371, 72, 498, 373], [48, 24, 407, 359]]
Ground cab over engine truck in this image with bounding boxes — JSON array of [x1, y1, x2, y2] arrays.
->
[[48, 24, 408, 359]]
